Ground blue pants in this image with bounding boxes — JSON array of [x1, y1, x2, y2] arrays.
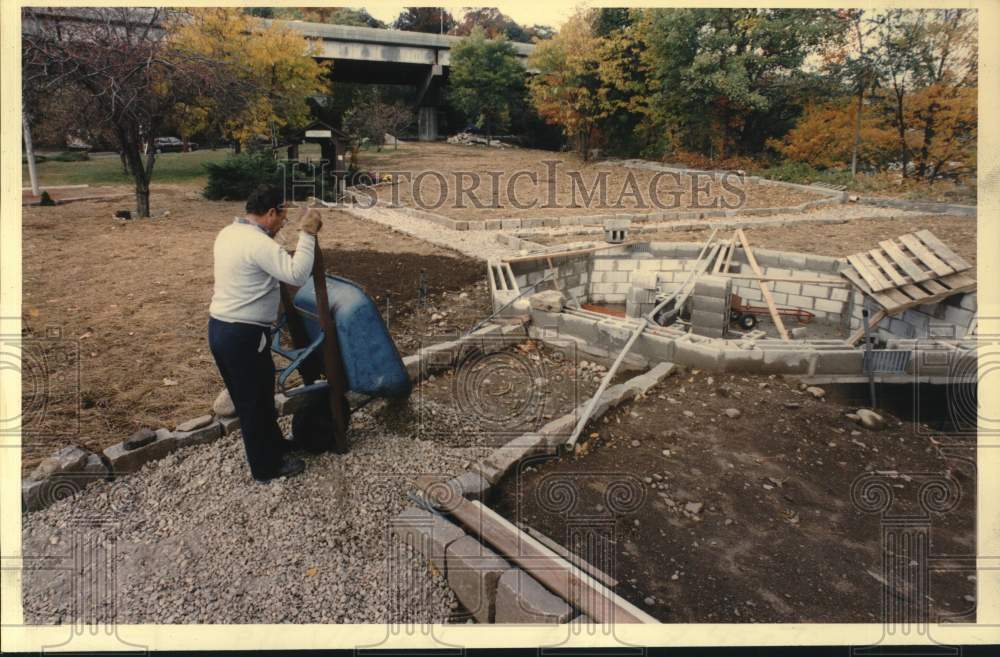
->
[[208, 317, 288, 480]]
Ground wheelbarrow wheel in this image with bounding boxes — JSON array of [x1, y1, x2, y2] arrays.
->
[[730, 310, 742, 322], [739, 314, 758, 330]]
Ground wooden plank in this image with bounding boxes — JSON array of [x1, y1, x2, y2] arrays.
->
[[920, 279, 949, 296], [868, 249, 908, 287], [913, 230, 971, 271], [848, 308, 889, 346], [721, 273, 846, 285], [736, 229, 789, 340], [939, 272, 977, 292], [899, 233, 954, 277], [841, 267, 910, 313], [880, 239, 931, 283], [847, 253, 894, 292], [518, 523, 619, 588], [416, 476, 659, 624]]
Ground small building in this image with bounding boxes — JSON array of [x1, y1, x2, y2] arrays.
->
[[280, 120, 352, 198]]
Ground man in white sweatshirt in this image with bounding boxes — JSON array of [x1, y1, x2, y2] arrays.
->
[[208, 184, 322, 482]]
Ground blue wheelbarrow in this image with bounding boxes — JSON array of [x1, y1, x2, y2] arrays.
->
[[270, 258, 411, 453]]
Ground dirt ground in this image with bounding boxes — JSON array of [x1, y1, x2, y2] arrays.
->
[[494, 369, 977, 623], [361, 142, 823, 221], [20, 186, 490, 472], [528, 214, 978, 269]]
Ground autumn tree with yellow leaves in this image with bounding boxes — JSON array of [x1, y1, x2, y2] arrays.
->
[[168, 8, 330, 151]]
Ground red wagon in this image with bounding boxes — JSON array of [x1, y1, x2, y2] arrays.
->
[[729, 293, 815, 330]]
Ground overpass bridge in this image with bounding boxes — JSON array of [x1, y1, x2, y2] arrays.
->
[[274, 21, 536, 140], [23, 10, 537, 141]]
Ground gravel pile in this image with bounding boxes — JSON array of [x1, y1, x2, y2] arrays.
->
[[339, 205, 518, 261], [22, 409, 482, 624]]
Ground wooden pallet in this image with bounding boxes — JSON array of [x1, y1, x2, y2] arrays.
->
[[841, 230, 976, 314]]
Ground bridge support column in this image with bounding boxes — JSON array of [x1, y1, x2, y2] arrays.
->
[[418, 107, 438, 142]]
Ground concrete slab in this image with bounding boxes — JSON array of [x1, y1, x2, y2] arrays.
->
[[447, 536, 511, 623], [495, 569, 573, 623], [392, 506, 466, 578]]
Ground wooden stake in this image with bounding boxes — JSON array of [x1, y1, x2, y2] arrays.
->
[[310, 245, 350, 454], [735, 229, 790, 340]]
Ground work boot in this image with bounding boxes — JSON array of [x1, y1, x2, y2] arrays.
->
[[255, 455, 305, 483]]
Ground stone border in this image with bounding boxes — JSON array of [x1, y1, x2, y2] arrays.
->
[[857, 196, 976, 217], [20, 322, 528, 513], [391, 360, 675, 623]]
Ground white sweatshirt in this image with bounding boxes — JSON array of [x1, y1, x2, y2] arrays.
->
[[209, 220, 316, 327]]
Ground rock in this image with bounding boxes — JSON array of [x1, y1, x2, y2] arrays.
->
[[683, 410, 695, 418], [124, 428, 157, 451], [213, 388, 235, 416], [644, 596, 655, 606], [846, 413, 860, 421], [29, 446, 90, 480], [529, 290, 565, 313], [716, 385, 732, 398], [631, 440, 641, 447], [176, 415, 213, 433], [684, 502, 703, 514], [724, 408, 741, 419], [806, 386, 826, 399], [855, 409, 886, 430], [784, 402, 801, 410]]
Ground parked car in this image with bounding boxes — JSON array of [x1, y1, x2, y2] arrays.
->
[[153, 137, 198, 153]]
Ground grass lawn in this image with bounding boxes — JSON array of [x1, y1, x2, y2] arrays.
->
[[22, 149, 229, 188]]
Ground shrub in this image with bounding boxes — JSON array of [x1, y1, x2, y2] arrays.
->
[[203, 151, 281, 200]]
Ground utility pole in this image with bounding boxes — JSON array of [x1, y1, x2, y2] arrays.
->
[[22, 106, 40, 196], [440, 7, 443, 34]]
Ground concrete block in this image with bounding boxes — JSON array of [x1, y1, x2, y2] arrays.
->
[[481, 433, 548, 485], [801, 284, 829, 299], [771, 292, 789, 306], [762, 349, 814, 374], [959, 292, 977, 312], [737, 287, 762, 302], [617, 259, 637, 271], [173, 420, 224, 449], [805, 254, 841, 273], [944, 305, 975, 329], [690, 309, 726, 330], [604, 271, 629, 283], [495, 569, 573, 623], [593, 259, 615, 271], [813, 298, 844, 314], [673, 339, 724, 369], [830, 288, 850, 302], [693, 275, 731, 299], [692, 296, 730, 316], [501, 219, 521, 230], [22, 452, 107, 511], [530, 290, 565, 313], [393, 506, 466, 577], [28, 445, 90, 480], [773, 281, 801, 296], [447, 536, 511, 623], [814, 350, 864, 375], [103, 429, 177, 475]]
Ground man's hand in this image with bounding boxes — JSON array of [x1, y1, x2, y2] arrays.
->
[[300, 209, 322, 236]]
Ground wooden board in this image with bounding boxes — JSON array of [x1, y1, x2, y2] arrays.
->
[[847, 252, 895, 292], [898, 233, 954, 277], [736, 229, 790, 340], [913, 229, 971, 271], [868, 248, 908, 288], [879, 239, 930, 283]]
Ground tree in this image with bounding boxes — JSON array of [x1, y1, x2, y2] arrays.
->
[[767, 99, 896, 170], [342, 89, 414, 164], [168, 8, 330, 151], [448, 28, 526, 140], [272, 7, 386, 28], [639, 9, 841, 158], [527, 9, 610, 158], [394, 8, 454, 34], [22, 8, 244, 217], [450, 8, 549, 44]]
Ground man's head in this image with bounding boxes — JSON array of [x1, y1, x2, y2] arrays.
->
[[245, 184, 288, 236]]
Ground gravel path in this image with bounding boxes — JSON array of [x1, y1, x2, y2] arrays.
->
[[511, 205, 935, 239], [22, 409, 487, 624], [339, 204, 519, 261]]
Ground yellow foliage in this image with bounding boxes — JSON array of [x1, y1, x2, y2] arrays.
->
[[768, 99, 897, 169], [167, 8, 329, 146]]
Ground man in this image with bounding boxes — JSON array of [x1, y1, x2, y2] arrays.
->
[[208, 184, 322, 482]]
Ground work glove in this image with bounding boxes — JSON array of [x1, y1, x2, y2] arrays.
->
[[300, 209, 323, 236]]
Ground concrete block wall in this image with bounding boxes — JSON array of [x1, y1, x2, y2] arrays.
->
[[510, 254, 595, 305], [848, 289, 977, 342], [584, 242, 849, 324]]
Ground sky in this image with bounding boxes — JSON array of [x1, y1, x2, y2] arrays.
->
[[361, 3, 579, 30]]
